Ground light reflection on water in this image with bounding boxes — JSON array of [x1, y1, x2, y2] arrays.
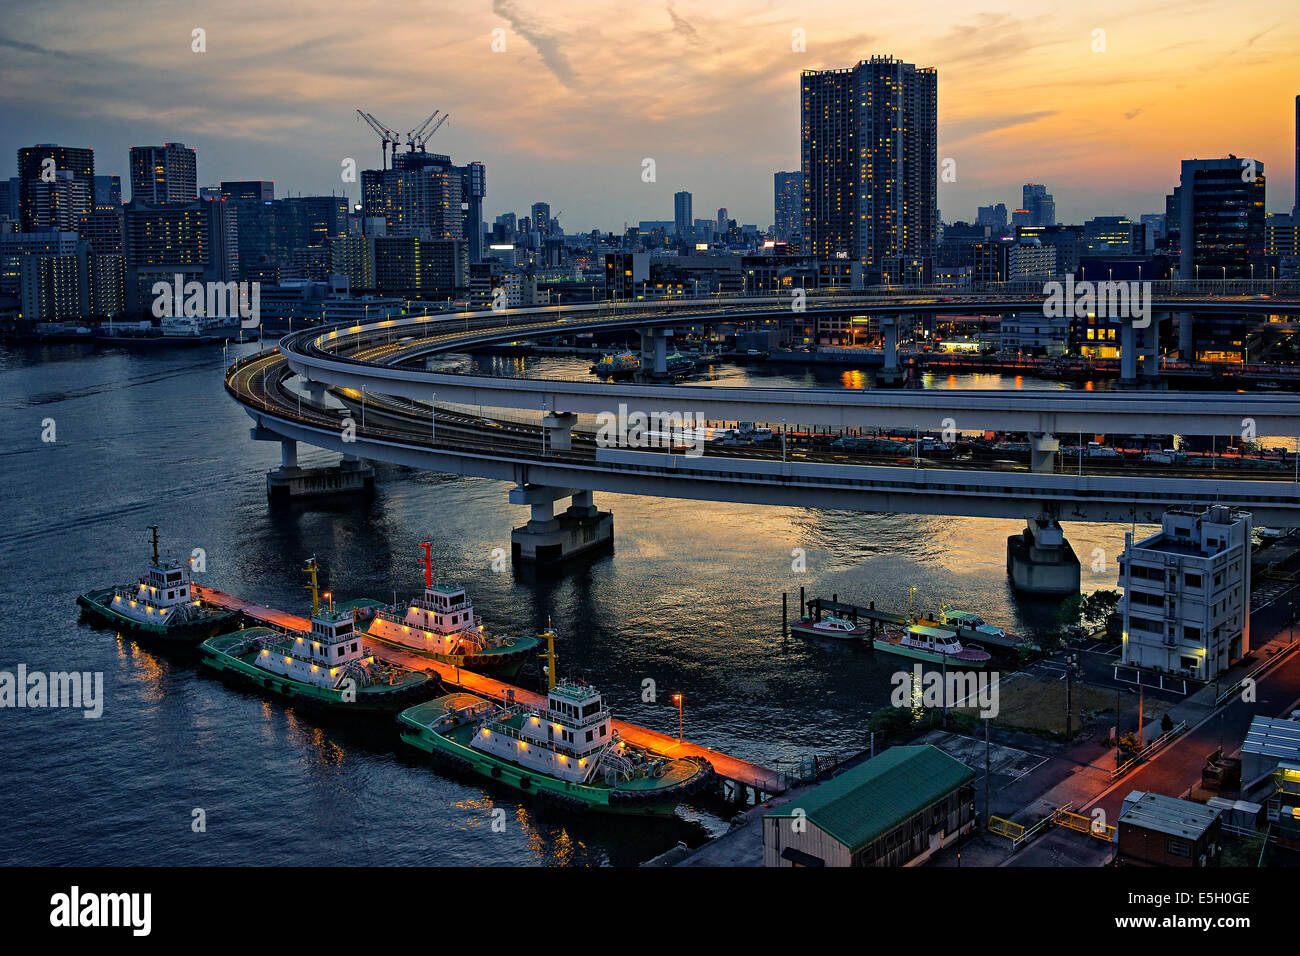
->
[[0, 341, 1182, 866]]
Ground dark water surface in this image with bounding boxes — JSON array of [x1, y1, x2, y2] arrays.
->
[[0, 341, 1132, 865]]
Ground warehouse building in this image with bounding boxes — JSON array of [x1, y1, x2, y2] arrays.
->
[[763, 745, 975, 867]]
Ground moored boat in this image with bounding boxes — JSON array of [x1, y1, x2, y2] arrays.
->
[[590, 351, 640, 378], [351, 541, 538, 678], [874, 623, 992, 667], [198, 558, 439, 715], [921, 608, 1037, 651], [789, 613, 870, 640], [397, 628, 714, 814], [76, 526, 239, 642]]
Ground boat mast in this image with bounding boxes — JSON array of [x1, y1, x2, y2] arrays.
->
[[539, 619, 558, 690], [304, 557, 320, 616], [148, 525, 160, 567], [419, 539, 433, 588]]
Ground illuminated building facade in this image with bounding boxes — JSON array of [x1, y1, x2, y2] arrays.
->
[[800, 57, 937, 275], [129, 143, 198, 204]]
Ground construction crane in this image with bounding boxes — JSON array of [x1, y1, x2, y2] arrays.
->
[[405, 110, 450, 153], [355, 109, 401, 169]]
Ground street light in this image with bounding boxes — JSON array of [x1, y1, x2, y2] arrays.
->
[[671, 693, 683, 741]]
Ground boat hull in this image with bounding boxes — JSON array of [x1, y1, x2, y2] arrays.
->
[[789, 619, 870, 640], [199, 635, 441, 715], [76, 588, 240, 643], [398, 713, 714, 816], [872, 638, 990, 668]]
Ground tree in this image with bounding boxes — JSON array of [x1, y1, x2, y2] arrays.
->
[[1082, 589, 1121, 628], [1161, 712, 1174, 735]]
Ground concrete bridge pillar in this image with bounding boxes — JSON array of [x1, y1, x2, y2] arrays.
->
[[509, 484, 613, 565], [881, 316, 899, 370], [305, 381, 327, 405], [542, 411, 577, 452], [1119, 322, 1137, 384], [877, 315, 905, 386], [1006, 513, 1080, 596], [639, 327, 671, 376], [280, 438, 298, 469], [1029, 433, 1059, 474], [1141, 319, 1161, 380], [1178, 312, 1195, 360]]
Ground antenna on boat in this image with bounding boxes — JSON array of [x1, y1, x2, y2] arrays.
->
[[419, 539, 434, 588], [148, 525, 160, 567], [304, 557, 320, 616], [539, 617, 558, 691]]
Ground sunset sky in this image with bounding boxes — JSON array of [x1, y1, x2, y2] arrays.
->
[[2, 0, 1297, 230]]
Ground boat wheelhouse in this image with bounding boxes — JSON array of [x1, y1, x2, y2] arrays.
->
[[76, 526, 238, 641], [357, 541, 538, 677], [199, 558, 438, 714], [398, 627, 714, 814]]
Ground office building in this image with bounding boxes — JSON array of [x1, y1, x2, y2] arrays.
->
[[530, 202, 550, 239], [673, 190, 692, 241], [220, 181, 274, 203], [18, 242, 124, 323], [93, 175, 122, 212], [16, 145, 95, 232], [24, 171, 90, 232], [1119, 505, 1251, 681], [1021, 184, 1055, 227], [1175, 157, 1267, 280], [129, 143, 198, 204], [0, 230, 82, 294], [461, 162, 486, 264], [1083, 216, 1145, 256], [976, 203, 1008, 231], [801, 57, 937, 273], [774, 171, 802, 244], [122, 198, 239, 312]]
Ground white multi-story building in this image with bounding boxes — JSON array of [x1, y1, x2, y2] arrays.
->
[[1119, 506, 1252, 681]]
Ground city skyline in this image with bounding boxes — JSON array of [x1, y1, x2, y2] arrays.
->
[[1, 0, 1297, 231]]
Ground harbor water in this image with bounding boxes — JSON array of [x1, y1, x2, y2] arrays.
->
[[2, 341, 1139, 865]]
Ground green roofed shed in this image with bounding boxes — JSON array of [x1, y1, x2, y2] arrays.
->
[[764, 745, 976, 864]]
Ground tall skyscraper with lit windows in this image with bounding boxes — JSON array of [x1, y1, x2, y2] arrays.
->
[[800, 56, 936, 276]]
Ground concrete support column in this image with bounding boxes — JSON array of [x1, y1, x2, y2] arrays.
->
[[528, 499, 560, 533], [1120, 322, 1137, 383], [639, 327, 671, 375], [306, 381, 326, 405], [509, 483, 613, 565], [1178, 312, 1194, 360], [881, 317, 899, 371], [1142, 318, 1161, 380], [1030, 433, 1059, 474], [280, 439, 298, 469], [566, 489, 598, 518], [542, 411, 577, 452]]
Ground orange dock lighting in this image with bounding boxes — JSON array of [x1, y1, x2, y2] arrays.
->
[[672, 693, 683, 741]]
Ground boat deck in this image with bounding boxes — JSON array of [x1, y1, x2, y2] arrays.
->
[[203, 628, 430, 689], [197, 586, 788, 797], [405, 696, 701, 791]]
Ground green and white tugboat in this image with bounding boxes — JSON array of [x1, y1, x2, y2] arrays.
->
[[397, 628, 715, 814], [77, 526, 239, 642], [199, 558, 439, 715], [350, 541, 538, 679]]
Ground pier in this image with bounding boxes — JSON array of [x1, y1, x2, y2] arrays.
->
[[194, 585, 789, 801]]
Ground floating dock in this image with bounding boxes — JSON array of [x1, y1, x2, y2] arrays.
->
[[798, 595, 1031, 651], [195, 585, 788, 801]]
